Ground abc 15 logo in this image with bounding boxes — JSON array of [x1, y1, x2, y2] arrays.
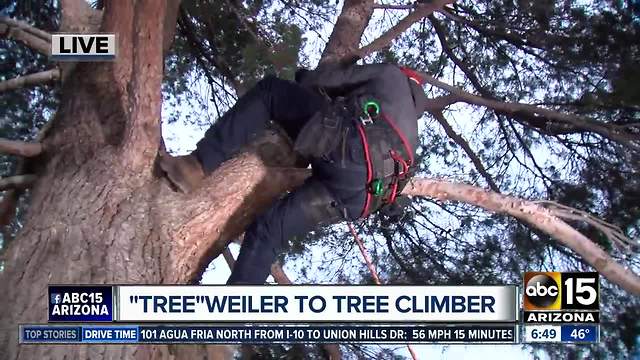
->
[[523, 272, 599, 311]]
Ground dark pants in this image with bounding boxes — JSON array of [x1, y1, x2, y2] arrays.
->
[[193, 76, 367, 284]]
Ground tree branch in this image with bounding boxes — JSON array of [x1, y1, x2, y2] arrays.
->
[[101, 1, 167, 173], [430, 111, 500, 192], [0, 17, 51, 55], [438, 7, 547, 50], [0, 190, 19, 231], [159, 131, 309, 283], [59, 0, 103, 33], [428, 17, 574, 185], [269, 261, 292, 285], [402, 178, 640, 295], [0, 115, 54, 239], [418, 71, 640, 151], [321, 0, 376, 65], [56, 0, 103, 83], [222, 247, 236, 270], [429, 14, 604, 144], [223, 0, 267, 47], [422, 94, 460, 111], [177, 7, 239, 91], [0, 69, 60, 93], [534, 201, 636, 250], [358, 0, 454, 58], [0, 17, 51, 42], [162, 0, 181, 56], [429, 15, 490, 96], [0, 175, 37, 191], [373, 4, 415, 10], [223, 238, 295, 285], [0, 138, 43, 157]]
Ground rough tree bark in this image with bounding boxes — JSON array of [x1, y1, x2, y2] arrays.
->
[[0, 1, 370, 359], [0, 1, 249, 359]]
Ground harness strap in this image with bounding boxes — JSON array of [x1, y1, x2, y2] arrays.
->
[[356, 123, 374, 218], [381, 112, 414, 166], [355, 107, 414, 218]]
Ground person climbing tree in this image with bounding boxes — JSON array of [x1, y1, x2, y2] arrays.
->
[[159, 62, 428, 284]]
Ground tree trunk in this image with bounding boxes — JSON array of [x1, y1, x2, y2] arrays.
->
[[0, 101, 235, 360], [0, 1, 306, 359], [0, 69, 303, 358], [0, 0, 356, 356]]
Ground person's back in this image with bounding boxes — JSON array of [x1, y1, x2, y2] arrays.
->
[[298, 63, 422, 155], [296, 63, 426, 218]]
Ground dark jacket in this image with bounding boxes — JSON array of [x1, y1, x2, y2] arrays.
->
[[297, 63, 427, 155]]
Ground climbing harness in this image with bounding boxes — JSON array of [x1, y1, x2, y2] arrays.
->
[[353, 97, 415, 218]]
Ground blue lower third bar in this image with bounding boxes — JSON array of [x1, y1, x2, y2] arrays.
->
[[81, 325, 139, 343], [561, 325, 599, 343], [21, 325, 82, 343], [20, 325, 138, 344], [20, 324, 517, 344]]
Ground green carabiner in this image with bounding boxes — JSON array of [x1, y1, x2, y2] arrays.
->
[[371, 179, 385, 196], [363, 100, 380, 117]]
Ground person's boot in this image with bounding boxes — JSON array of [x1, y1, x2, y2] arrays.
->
[[159, 153, 205, 194]]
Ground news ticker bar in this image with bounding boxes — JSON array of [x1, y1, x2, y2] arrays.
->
[[20, 324, 519, 344], [48, 285, 519, 323], [524, 325, 599, 343]]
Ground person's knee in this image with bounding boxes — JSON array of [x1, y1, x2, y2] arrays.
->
[[298, 184, 343, 225]]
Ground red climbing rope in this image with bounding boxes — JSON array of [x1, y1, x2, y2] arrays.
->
[[348, 222, 381, 285], [347, 222, 419, 360]]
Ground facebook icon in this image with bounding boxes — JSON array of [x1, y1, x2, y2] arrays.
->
[[50, 293, 62, 305]]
